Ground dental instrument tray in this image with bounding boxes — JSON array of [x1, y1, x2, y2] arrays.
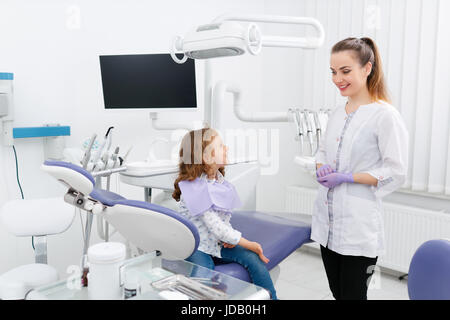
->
[[151, 274, 228, 300]]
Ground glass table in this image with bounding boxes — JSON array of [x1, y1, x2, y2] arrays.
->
[[27, 252, 270, 300]]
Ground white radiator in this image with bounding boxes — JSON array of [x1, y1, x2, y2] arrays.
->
[[285, 186, 450, 274]]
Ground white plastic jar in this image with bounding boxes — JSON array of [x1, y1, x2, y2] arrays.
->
[[87, 242, 126, 300]]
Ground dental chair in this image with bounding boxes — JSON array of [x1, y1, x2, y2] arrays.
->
[[408, 239, 450, 300], [41, 160, 312, 287], [0, 198, 75, 299]]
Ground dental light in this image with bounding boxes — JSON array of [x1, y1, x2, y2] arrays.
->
[[171, 13, 325, 64], [171, 21, 261, 63]]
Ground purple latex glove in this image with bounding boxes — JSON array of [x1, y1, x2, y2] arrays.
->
[[316, 164, 335, 178], [317, 172, 354, 189]]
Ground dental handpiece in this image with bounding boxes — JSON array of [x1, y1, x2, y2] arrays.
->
[[92, 127, 114, 171], [303, 110, 314, 156], [112, 146, 120, 168], [290, 108, 301, 140], [105, 127, 113, 153], [120, 146, 133, 166], [81, 134, 97, 169], [295, 108, 305, 154], [92, 140, 107, 171], [313, 111, 321, 155], [101, 152, 110, 171]]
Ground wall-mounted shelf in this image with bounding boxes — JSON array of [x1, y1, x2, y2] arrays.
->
[[12, 126, 71, 159], [13, 126, 71, 139], [0, 73, 13, 80]]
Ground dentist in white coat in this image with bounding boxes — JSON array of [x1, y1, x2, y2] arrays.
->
[[311, 37, 408, 300]]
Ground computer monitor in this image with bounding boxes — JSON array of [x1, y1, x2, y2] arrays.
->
[[99, 53, 197, 111]]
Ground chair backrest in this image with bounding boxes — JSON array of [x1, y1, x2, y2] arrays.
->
[[105, 200, 199, 260], [408, 239, 450, 300]]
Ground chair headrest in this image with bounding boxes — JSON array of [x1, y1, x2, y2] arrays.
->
[[1, 197, 75, 236], [41, 160, 94, 195]]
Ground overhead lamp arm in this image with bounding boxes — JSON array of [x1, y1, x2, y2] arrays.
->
[[211, 13, 325, 49]]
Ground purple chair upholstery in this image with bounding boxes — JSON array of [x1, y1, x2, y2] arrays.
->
[[215, 211, 312, 282], [408, 239, 450, 300]]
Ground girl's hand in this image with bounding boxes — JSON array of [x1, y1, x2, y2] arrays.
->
[[250, 242, 270, 264], [223, 243, 236, 249]]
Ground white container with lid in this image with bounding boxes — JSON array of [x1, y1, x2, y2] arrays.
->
[[87, 242, 126, 300]]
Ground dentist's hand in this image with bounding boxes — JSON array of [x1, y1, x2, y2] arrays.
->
[[316, 164, 336, 187], [317, 172, 354, 189], [316, 164, 335, 178]]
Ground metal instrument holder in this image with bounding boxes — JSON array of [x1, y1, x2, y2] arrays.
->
[[290, 108, 331, 157], [76, 127, 129, 286]]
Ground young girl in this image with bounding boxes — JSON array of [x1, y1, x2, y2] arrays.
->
[[172, 128, 278, 300]]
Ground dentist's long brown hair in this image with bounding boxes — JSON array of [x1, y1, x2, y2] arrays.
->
[[332, 37, 391, 103]]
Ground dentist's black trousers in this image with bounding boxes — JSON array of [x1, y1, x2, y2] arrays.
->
[[320, 245, 378, 300]]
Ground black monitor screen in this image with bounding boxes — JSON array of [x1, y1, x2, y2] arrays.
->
[[99, 54, 196, 109]]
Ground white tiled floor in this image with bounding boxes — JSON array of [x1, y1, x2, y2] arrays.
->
[[275, 248, 409, 300]]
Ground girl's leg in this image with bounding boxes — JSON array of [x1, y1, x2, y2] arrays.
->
[[220, 246, 278, 300], [185, 250, 215, 269]]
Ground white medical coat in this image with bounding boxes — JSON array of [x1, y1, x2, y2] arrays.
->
[[311, 101, 408, 258]]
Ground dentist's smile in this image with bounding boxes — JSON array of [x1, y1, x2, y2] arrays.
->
[[338, 83, 350, 91]]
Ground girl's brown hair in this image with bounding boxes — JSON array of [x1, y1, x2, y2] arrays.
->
[[332, 37, 390, 103], [172, 128, 225, 202]]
